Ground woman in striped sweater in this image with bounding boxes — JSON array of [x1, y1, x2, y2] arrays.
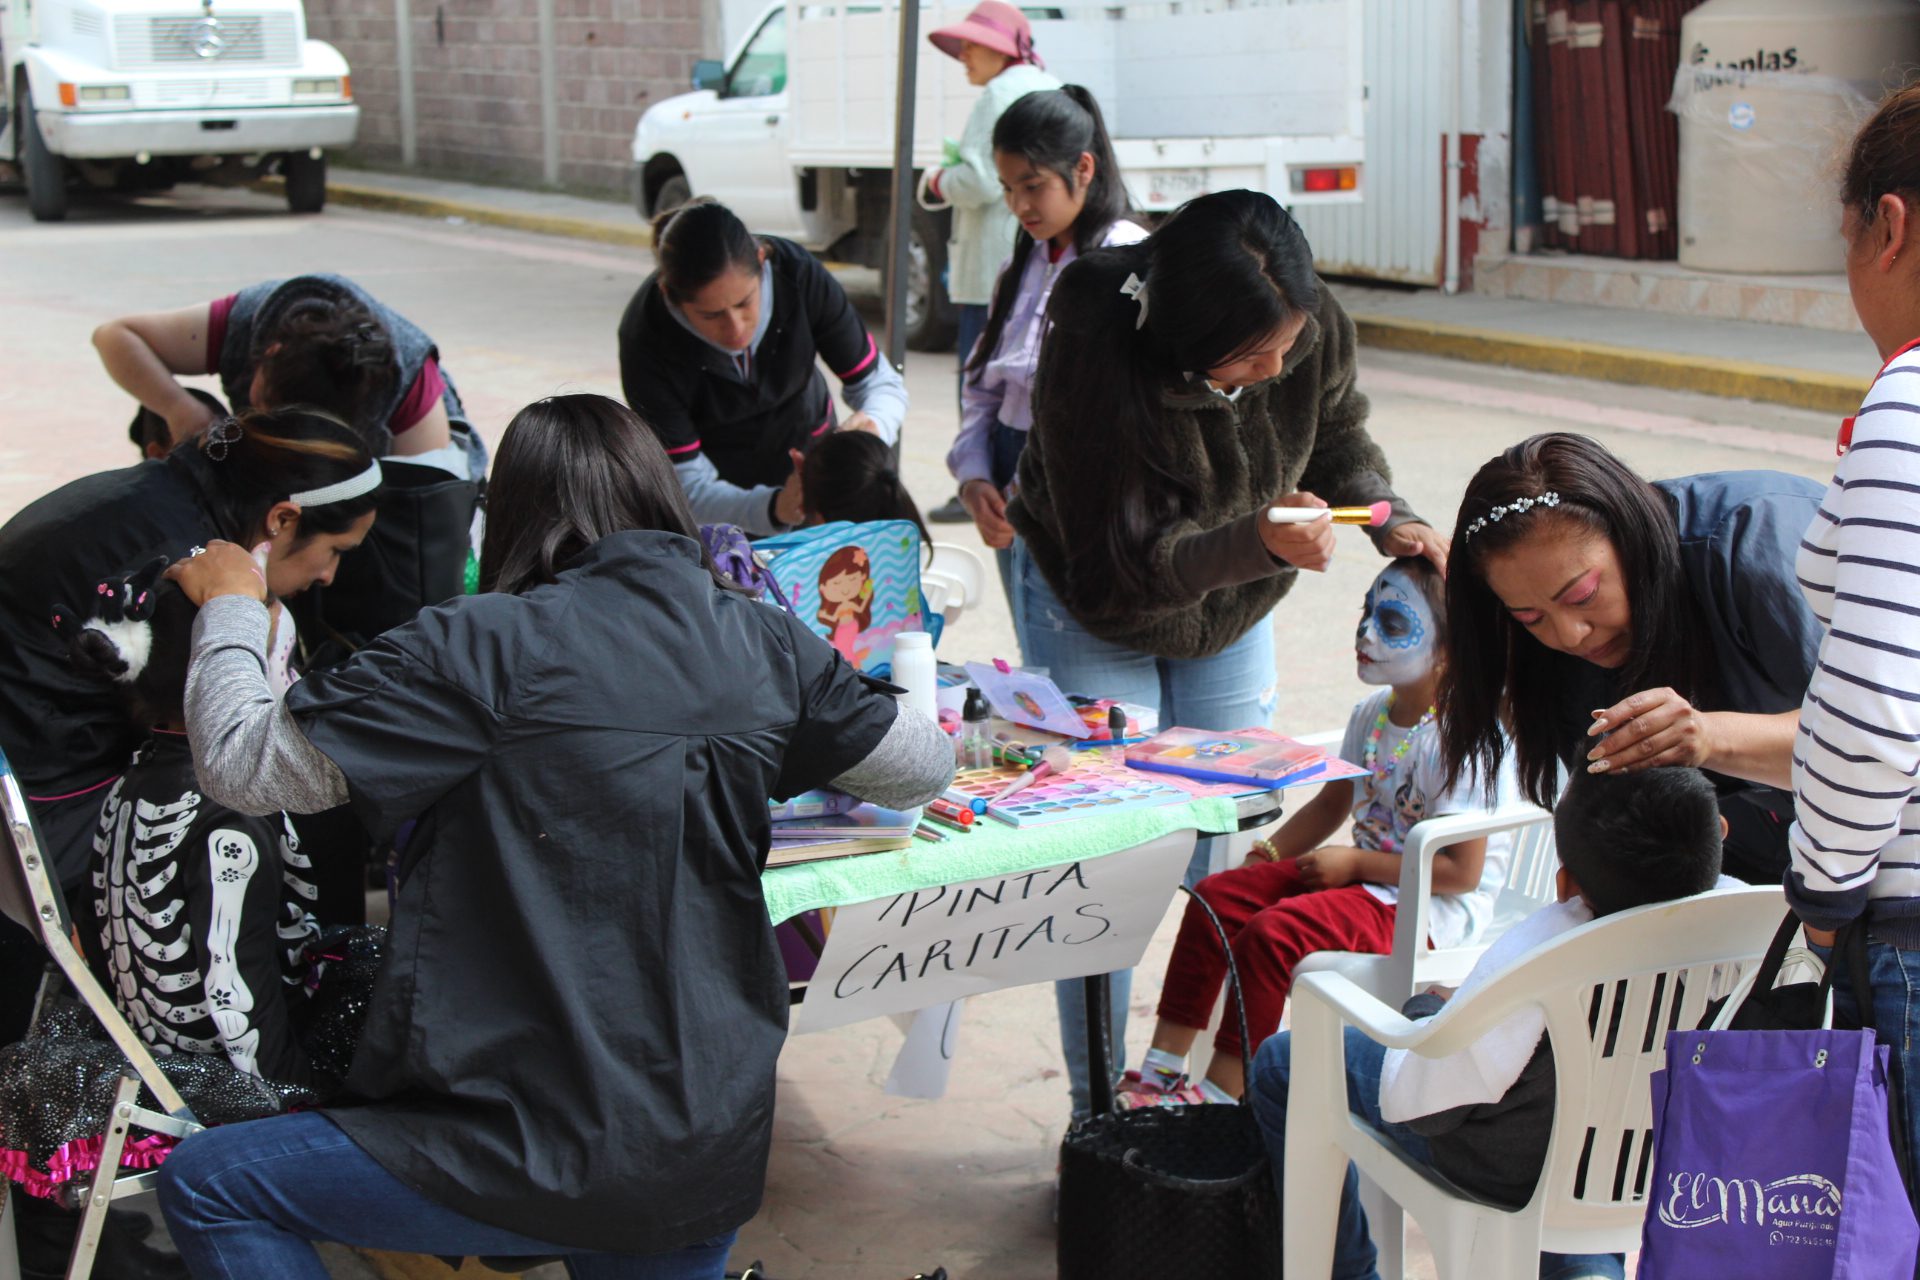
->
[[1791, 83, 1920, 1209]]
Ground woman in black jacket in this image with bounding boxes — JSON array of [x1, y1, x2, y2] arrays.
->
[[619, 199, 909, 535], [156, 394, 952, 1279], [0, 409, 380, 890]]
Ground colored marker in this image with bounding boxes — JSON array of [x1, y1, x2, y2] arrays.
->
[[924, 810, 971, 833], [943, 788, 989, 814], [926, 798, 976, 826]]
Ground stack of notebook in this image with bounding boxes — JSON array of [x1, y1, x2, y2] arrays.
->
[[767, 803, 921, 866]]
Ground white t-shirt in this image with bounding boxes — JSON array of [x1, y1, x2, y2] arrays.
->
[[1337, 689, 1516, 950]]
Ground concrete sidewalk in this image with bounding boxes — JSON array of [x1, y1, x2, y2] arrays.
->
[[298, 165, 1880, 415]]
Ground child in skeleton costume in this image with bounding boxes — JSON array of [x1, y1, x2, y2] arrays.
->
[[1122, 559, 1520, 1105], [62, 559, 325, 1085]]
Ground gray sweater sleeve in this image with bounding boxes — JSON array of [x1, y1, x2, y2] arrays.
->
[[829, 703, 956, 810], [185, 595, 349, 817]]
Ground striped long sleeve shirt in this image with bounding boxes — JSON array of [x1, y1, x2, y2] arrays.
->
[[1789, 343, 1920, 942]]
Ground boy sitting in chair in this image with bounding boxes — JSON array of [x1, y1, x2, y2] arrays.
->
[[1247, 766, 1729, 1280]]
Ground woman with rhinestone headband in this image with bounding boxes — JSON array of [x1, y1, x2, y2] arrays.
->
[[1436, 431, 1824, 884]]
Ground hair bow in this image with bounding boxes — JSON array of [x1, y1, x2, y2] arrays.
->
[[1119, 273, 1149, 330]]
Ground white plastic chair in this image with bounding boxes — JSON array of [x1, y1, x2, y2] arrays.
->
[[0, 747, 203, 1280], [922, 541, 988, 630], [1390, 802, 1560, 1002], [1284, 885, 1784, 1280]]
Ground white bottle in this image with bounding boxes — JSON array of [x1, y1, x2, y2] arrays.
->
[[891, 631, 938, 724]]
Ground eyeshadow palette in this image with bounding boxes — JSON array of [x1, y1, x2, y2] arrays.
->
[[948, 752, 1202, 828]]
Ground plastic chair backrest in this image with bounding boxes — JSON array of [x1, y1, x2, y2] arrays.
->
[[925, 542, 986, 610], [1390, 803, 1559, 1000], [1486, 812, 1561, 935], [1407, 887, 1782, 1236]]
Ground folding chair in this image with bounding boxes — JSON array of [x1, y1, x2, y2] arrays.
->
[[1286, 885, 1783, 1278], [0, 747, 203, 1280]]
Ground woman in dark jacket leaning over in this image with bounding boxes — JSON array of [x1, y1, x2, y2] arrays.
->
[[618, 199, 909, 535], [155, 394, 953, 1279], [1007, 189, 1447, 1119], [1436, 432, 1822, 884]]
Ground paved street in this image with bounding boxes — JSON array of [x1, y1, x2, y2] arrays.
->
[[0, 184, 1845, 1278]]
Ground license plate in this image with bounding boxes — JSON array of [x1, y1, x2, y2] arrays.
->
[[1142, 168, 1209, 208]]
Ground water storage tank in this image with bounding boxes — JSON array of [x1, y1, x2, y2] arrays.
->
[[1673, 0, 1920, 273]]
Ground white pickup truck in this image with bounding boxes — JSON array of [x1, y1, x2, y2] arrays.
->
[[633, 0, 1364, 350], [2, 0, 358, 221]]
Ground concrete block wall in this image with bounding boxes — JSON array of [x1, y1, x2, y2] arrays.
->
[[303, 0, 713, 194]]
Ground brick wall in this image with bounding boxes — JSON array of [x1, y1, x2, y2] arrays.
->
[[303, 0, 712, 195]]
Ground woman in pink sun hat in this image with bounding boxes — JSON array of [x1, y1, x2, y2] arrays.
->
[[919, 2, 1059, 400]]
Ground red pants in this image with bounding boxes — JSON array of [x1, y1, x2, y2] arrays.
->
[[1156, 857, 1398, 1059]]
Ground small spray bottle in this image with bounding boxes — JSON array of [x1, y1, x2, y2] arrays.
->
[[958, 687, 993, 770]]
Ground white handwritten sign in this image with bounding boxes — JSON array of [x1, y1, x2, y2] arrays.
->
[[792, 831, 1196, 1034]]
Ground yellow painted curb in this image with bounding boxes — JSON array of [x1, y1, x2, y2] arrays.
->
[[255, 175, 653, 250], [1351, 313, 1869, 416]]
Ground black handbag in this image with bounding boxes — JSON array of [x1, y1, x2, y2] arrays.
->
[[291, 457, 480, 660], [1056, 887, 1282, 1278]]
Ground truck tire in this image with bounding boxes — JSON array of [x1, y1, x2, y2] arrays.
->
[[20, 92, 68, 223], [903, 203, 957, 353], [654, 172, 691, 218], [284, 151, 326, 214]]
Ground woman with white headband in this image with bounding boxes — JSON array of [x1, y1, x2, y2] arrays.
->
[[1436, 431, 1823, 885], [0, 406, 379, 1272], [0, 407, 379, 895]]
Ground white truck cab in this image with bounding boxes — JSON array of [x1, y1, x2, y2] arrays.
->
[[633, 0, 1363, 351], [2, 0, 358, 221]]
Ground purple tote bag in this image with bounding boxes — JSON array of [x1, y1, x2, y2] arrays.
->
[[1641, 1028, 1918, 1278]]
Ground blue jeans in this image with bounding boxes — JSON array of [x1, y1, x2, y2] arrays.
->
[[156, 1111, 740, 1280], [1248, 1030, 1624, 1280], [1018, 544, 1278, 1119], [1820, 936, 1920, 1203]]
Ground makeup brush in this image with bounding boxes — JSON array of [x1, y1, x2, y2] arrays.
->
[[1264, 500, 1393, 526], [991, 744, 1073, 804]]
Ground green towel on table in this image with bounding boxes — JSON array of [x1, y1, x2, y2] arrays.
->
[[761, 796, 1241, 924]]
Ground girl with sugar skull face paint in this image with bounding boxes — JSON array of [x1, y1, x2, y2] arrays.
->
[[1124, 559, 1517, 1106], [1356, 563, 1439, 689]]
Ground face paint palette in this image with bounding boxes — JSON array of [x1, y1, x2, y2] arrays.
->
[[949, 753, 1199, 828], [1123, 728, 1367, 789]]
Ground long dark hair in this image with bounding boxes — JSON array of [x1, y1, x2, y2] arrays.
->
[[189, 407, 380, 545], [649, 197, 762, 303], [480, 393, 734, 596], [801, 431, 930, 539], [255, 295, 398, 439], [1437, 433, 1709, 808], [967, 85, 1128, 379], [1032, 189, 1319, 620]]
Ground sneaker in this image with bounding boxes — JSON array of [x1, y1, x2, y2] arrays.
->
[[928, 494, 971, 524], [1115, 1068, 1205, 1110]]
